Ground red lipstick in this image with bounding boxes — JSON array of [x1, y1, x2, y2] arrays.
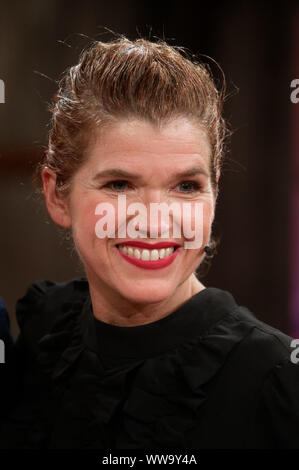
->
[[115, 243, 181, 270], [117, 241, 181, 249]]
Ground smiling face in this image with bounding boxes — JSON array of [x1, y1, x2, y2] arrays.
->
[[43, 116, 218, 309]]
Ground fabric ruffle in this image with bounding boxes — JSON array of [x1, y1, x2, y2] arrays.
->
[[10, 279, 299, 449], [15, 279, 255, 448]]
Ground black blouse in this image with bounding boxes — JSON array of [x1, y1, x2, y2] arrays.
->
[[0, 278, 299, 449]]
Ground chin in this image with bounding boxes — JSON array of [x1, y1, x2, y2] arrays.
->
[[117, 281, 177, 306]]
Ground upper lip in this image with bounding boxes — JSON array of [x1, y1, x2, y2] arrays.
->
[[116, 241, 181, 249]]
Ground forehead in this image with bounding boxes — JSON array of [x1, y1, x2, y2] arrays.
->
[[86, 117, 211, 172]]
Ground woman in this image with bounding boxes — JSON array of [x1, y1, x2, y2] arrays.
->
[[0, 37, 298, 449]]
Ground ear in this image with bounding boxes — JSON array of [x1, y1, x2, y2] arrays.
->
[[42, 167, 72, 228], [216, 169, 220, 183]]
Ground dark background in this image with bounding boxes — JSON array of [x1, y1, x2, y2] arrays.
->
[[0, 0, 298, 338]]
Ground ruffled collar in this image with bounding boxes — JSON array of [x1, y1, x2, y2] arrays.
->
[[81, 287, 239, 368], [36, 281, 244, 378], [23, 279, 257, 448]]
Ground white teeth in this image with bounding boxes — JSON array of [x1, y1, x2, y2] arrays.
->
[[127, 247, 134, 257], [150, 249, 159, 261], [141, 249, 150, 261], [118, 245, 177, 261]]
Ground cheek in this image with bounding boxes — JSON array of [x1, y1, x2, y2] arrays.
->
[[71, 197, 107, 244], [180, 200, 214, 240], [87, 198, 120, 243], [71, 194, 127, 246], [202, 201, 214, 233]]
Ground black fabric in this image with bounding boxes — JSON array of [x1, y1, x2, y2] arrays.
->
[[0, 278, 298, 449], [0, 298, 16, 422]]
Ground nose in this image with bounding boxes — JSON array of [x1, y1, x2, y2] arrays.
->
[[136, 190, 178, 239], [137, 210, 171, 239]]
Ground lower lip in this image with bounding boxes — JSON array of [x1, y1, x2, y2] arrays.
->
[[116, 246, 181, 270]]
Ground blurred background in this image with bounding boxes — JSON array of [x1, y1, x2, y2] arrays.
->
[[0, 0, 298, 339]]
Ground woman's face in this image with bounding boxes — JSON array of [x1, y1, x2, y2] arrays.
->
[[46, 117, 217, 305]]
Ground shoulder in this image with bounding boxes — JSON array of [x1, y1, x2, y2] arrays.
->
[[201, 287, 295, 368], [17, 277, 89, 306], [201, 287, 298, 385], [217, 295, 299, 432], [15, 278, 89, 354], [228, 303, 295, 366], [197, 290, 299, 446]]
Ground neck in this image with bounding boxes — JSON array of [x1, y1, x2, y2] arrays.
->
[[86, 271, 205, 327]]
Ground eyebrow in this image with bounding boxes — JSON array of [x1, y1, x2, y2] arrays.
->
[[92, 165, 210, 181]]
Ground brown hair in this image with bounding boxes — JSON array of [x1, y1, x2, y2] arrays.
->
[[33, 36, 228, 199]]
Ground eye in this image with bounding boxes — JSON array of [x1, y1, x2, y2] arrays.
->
[[101, 179, 203, 193], [102, 180, 132, 192], [175, 181, 202, 193]]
